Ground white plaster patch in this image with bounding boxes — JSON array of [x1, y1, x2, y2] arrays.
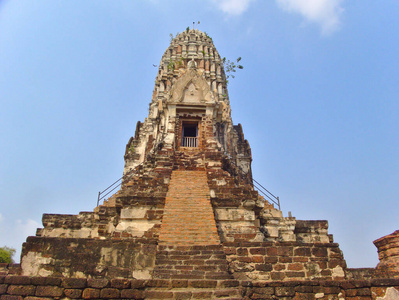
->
[[215, 208, 255, 221], [121, 207, 147, 219], [315, 293, 325, 299], [376, 287, 399, 300], [133, 270, 151, 279], [332, 265, 345, 278], [216, 179, 226, 186], [21, 252, 54, 277], [210, 189, 216, 198], [100, 247, 113, 265], [73, 271, 86, 278], [115, 220, 157, 237]]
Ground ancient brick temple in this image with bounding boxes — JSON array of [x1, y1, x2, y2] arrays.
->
[[2, 29, 399, 299]]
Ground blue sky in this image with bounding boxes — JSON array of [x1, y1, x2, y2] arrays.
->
[[0, 0, 398, 268]]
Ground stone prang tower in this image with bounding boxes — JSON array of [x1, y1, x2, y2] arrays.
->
[[12, 29, 398, 299], [21, 28, 345, 281]]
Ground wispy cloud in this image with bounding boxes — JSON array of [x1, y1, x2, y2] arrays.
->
[[16, 219, 40, 239], [210, 0, 255, 16], [0, 218, 40, 262], [276, 0, 344, 35]]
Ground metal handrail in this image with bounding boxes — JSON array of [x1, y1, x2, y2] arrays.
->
[[225, 153, 281, 210], [96, 162, 144, 207]]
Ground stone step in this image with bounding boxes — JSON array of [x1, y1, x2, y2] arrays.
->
[[153, 245, 233, 280], [145, 287, 242, 299]]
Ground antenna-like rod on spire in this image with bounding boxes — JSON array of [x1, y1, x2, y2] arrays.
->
[[193, 21, 200, 30]]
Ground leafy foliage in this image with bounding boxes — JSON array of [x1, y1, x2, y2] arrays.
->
[[222, 57, 243, 84], [167, 57, 184, 71], [0, 246, 16, 264]]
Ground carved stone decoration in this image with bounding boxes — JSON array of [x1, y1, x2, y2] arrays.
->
[[167, 69, 215, 104], [183, 82, 200, 103]]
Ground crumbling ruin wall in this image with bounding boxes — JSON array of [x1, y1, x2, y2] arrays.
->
[[20, 237, 157, 280], [374, 230, 399, 279], [223, 241, 346, 281]]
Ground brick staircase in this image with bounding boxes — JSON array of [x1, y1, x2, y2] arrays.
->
[[151, 170, 240, 298], [153, 245, 232, 280], [158, 170, 220, 246]]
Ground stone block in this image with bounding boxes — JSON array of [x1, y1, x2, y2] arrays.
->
[[174, 291, 192, 300], [312, 247, 328, 257], [286, 271, 306, 278], [7, 285, 35, 296], [295, 286, 313, 293], [219, 280, 240, 287], [64, 288, 82, 298], [100, 287, 120, 298], [0, 285, 7, 294], [266, 247, 278, 256], [110, 278, 130, 289], [35, 286, 63, 297], [145, 290, 173, 299], [121, 289, 145, 299], [4, 277, 30, 285], [0, 296, 24, 300], [215, 208, 255, 221], [171, 280, 188, 288], [277, 246, 293, 257], [275, 286, 296, 297], [30, 277, 61, 286], [189, 280, 217, 288], [62, 278, 87, 289], [87, 278, 109, 288], [82, 288, 100, 299], [271, 272, 285, 280], [130, 279, 147, 289], [288, 263, 305, 271], [252, 287, 274, 295], [121, 207, 148, 219], [191, 291, 213, 299], [250, 248, 266, 255], [294, 247, 311, 257], [251, 256, 264, 263], [255, 264, 273, 272]]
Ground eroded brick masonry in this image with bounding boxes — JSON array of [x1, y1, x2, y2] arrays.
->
[[2, 29, 398, 299]]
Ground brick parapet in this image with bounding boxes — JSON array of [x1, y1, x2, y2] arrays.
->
[[1, 276, 399, 299]]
